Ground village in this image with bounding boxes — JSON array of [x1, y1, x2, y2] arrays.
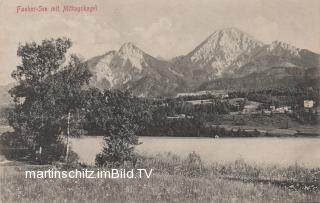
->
[[165, 90, 320, 137]]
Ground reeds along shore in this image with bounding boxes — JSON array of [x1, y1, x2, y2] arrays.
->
[[1, 152, 320, 203]]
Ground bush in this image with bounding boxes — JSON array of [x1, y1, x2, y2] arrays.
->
[[137, 152, 205, 177], [0, 131, 32, 161], [0, 131, 67, 164], [181, 152, 204, 177], [92, 90, 141, 167]]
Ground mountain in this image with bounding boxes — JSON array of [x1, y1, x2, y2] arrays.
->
[[198, 66, 319, 90], [171, 27, 264, 87], [170, 27, 320, 91], [1, 29, 318, 100], [86, 28, 320, 96], [0, 83, 14, 108], [86, 42, 185, 97], [231, 41, 320, 77]]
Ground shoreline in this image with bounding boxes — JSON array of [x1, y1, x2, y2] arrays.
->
[[79, 134, 320, 138]]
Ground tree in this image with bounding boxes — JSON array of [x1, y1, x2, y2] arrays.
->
[[88, 89, 144, 167], [6, 38, 91, 163], [43, 54, 92, 162]]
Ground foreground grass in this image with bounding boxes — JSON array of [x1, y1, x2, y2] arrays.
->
[[1, 153, 320, 203], [140, 153, 320, 186]]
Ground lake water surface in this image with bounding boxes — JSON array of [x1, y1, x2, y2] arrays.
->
[[71, 136, 320, 168]]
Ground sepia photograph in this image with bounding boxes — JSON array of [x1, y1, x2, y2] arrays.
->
[[0, 0, 319, 202]]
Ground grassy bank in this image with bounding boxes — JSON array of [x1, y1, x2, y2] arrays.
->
[[1, 153, 320, 203]]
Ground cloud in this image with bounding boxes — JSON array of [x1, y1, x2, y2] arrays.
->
[[0, 13, 120, 84], [237, 16, 279, 43], [130, 17, 195, 58], [133, 18, 173, 41], [0, 0, 319, 85], [7, 14, 120, 56]]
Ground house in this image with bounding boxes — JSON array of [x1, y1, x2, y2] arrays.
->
[[242, 104, 257, 113], [175, 91, 209, 98], [222, 94, 229, 99], [262, 110, 271, 115], [186, 99, 213, 105], [270, 106, 276, 111], [271, 106, 292, 114], [167, 114, 193, 120], [304, 100, 314, 108], [175, 90, 228, 98], [242, 101, 261, 114]]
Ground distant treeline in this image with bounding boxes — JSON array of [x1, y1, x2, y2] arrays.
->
[[228, 87, 319, 125], [84, 97, 238, 136], [141, 117, 270, 138], [81, 87, 320, 137], [228, 87, 320, 108], [135, 98, 240, 137]]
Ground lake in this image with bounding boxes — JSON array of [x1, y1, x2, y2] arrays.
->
[[71, 136, 320, 168]]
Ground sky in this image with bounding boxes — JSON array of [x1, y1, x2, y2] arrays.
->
[[0, 0, 319, 85]]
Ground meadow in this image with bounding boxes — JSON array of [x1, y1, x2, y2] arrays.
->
[[1, 152, 319, 203]]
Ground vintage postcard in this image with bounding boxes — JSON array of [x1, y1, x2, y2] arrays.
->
[[0, 0, 319, 202]]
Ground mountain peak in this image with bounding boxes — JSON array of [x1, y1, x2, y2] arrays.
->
[[218, 27, 244, 34], [117, 42, 148, 72], [193, 27, 263, 54], [187, 27, 263, 77], [268, 40, 300, 56], [119, 42, 141, 53], [270, 40, 299, 49], [209, 27, 261, 44]]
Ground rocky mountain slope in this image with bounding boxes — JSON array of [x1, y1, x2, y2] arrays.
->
[[86, 42, 185, 97], [171, 28, 264, 86], [199, 66, 319, 90], [170, 28, 320, 92], [0, 83, 14, 108], [231, 41, 320, 78], [2, 28, 318, 101], [64, 28, 320, 96]]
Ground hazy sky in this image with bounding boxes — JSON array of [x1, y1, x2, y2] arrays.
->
[[0, 0, 319, 85]]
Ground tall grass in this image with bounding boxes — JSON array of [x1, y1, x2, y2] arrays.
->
[[1, 152, 320, 203], [138, 152, 320, 183]]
